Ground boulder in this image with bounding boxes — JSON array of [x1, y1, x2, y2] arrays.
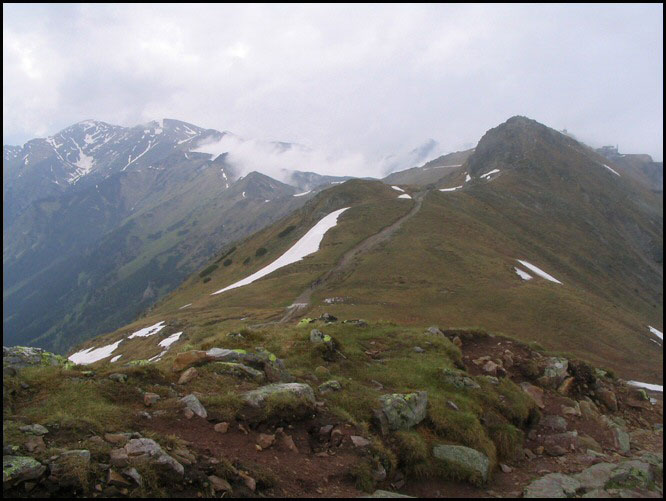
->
[[557, 377, 575, 396], [143, 392, 160, 407], [19, 424, 49, 436], [180, 394, 207, 419], [108, 373, 128, 383], [610, 426, 630, 454], [523, 473, 580, 498], [374, 392, 428, 433], [214, 423, 229, 434], [520, 382, 545, 409], [543, 431, 578, 456], [441, 369, 480, 390], [350, 436, 371, 448], [362, 490, 414, 498], [426, 326, 443, 336], [596, 388, 618, 412], [573, 462, 616, 491], [257, 434, 275, 449], [3, 456, 46, 488], [318, 380, 342, 394], [538, 357, 569, 388], [608, 460, 653, 489], [208, 475, 232, 493], [213, 362, 265, 383], [242, 383, 316, 409], [172, 350, 209, 372], [432, 444, 490, 485], [177, 367, 198, 385], [124, 438, 183, 476], [540, 415, 568, 432], [3, 346, 73, 371]]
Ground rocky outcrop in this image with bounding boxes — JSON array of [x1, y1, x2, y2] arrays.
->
[[242, 383, 315, 409], [373, 392, 428, 435], [3, 346, 73, 371], [432, 444, 490, 485], [524, 453, 663, 497]]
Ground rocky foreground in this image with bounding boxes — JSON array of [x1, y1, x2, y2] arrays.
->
[[3, 320, 663, 498]]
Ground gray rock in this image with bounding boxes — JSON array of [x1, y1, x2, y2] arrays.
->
[[376, 392, 428, 432], [362, 490, 414, 498], [213, 362, 265, 383], [441, 368, 480, 390], [124, 438, 183, 475], [544, 431, 578, 456], [206, 348, 242, 363], [426, 326, 443, 336], [318, 380, 342, 394], [3, 346, 73, 370], [3, 456, 46, 488], [432, 444, 490, 484], [19, 424, 49, 436], [523, 473, 580, 498], [573, 462, 617, 491], [242, 383, 316, 409], [610, 426, 631, 454], [609, 460, 653, 489], [108, 373, 128, 383], [180, 394, 207, 419], [413, 347, 425, 353], [310, 329, 326, 343], [540, 415, 568, 432], [538, 357, 569, 388], [350, 435, 371, 448]]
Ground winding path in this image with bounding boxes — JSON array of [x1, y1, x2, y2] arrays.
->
[[276, 190, 427, 323]]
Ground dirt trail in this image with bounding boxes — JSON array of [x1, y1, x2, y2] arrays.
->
[[278, 191, 426, 323]]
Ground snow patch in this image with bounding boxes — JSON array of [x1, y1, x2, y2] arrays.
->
[[627, 381, 663, 392], [212, 208, 349, 295], [391, 185, 405, 192], [439, 186, 463, 192], [179, 303, 192, 310], [158, 331, 183, 348], [110, 355, 122, 363], [516, 260, 562, 284], [69, 339, 123, 365], [514, 267, 533, 280], [128, 321, 166, 339], [602, 164, 621, 177], [648, 326, 663, 341], [465, 173, 472, 183], [480, 169, 500, 179], [293, 190, 311, 197], [398, 193, 412, 199]]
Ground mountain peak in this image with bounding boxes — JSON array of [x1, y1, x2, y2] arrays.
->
[[466, 116, 579, 177]]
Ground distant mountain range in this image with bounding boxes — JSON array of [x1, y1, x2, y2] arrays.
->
[[3, 119, 350, 352], [4, 116, 663, 367]]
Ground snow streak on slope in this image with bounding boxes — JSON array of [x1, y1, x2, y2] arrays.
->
[[480, 169, 501, 179], [514, 267, 533, 280], [648, 326, 663, 341], [68, 339, 123, 365], [627, 381, 663, 392], [293, 190, 312, 197], [602, 164, 621, 177], [516, 260, 562, 284], [439, 186, 463, 192], [128, 321, 166, 339], [398, 194, 412, 199], [212, 208, 350, 295], [391, 186, 405, 192]]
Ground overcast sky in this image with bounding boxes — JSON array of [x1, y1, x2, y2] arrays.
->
[[3, 3, 663, 174]]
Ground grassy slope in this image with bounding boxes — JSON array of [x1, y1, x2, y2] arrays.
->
[[70, 120, 662, 384]]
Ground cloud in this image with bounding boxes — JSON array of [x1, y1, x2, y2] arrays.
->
[[3, 4, 663, 163]]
